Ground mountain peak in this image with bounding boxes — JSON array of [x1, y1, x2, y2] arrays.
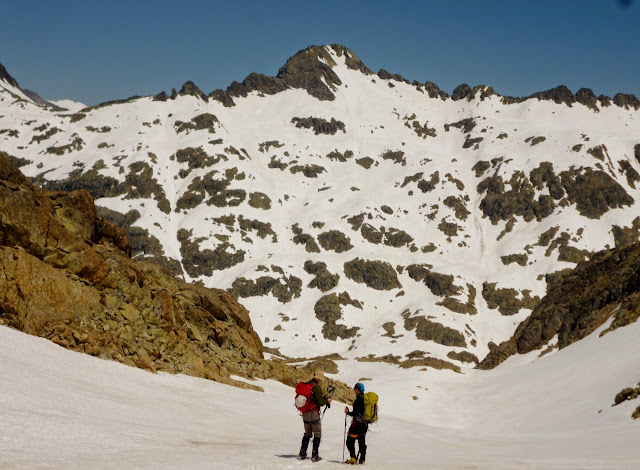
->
[[209, 44, 373, 106], [0, 62, 20, 89]]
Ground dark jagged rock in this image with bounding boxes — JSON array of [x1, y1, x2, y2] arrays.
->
[[344, 258, 401, 290], [576, 88, 599, 111], [445, 118, 477, 134], [317, 230, 353, 253], [304, 261, 340, 292], [599, 94, 612, 107], [447, 350, 479, 364], [481, 282, 539, 316], [407, 264, 461, 297], [210, 44, 371, 105], [451, 84, 472, 101], [381, 150, 406, 165], [209, 89, 235, 107], [178, 228, 245, 276], [613, 93, 640, 110], [530, 85, 576, 106], [174, 113, 219, 134], [559, 167, 634, 219], [178, 81, 208, 101], [611, 217, 640, 248], [230, 274, 301, 304], [0, 62, 20, 89], [314, 292, 361, 340], [424, 81, 449, 100], [329, 44, 373, 75], [378, 69, 410, 84], [478, 242, 640, 370], [291, 116, 345, 135], [153, 90, 169, 102], [467, 85, 497, 101], [228, 73, 288, 98], [403, 311, 466, 347], [276, 45, 342, 101]]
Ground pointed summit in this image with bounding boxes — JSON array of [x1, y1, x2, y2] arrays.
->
[[210, 44, 373, 106], [0, 62, 20, 89]]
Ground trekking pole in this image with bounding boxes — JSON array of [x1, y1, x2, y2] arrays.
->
[[343, 413, 347, 462]]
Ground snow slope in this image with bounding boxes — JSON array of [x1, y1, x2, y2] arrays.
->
[[1, 317, 638, 470]]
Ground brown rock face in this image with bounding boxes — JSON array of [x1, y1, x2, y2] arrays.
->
[[0, 153, 353, 397], [0, 153, 262, 387]]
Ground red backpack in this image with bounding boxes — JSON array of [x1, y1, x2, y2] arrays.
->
[[295, 381, 318, 413]]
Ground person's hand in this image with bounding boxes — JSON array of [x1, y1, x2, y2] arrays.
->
[[327, 398, 332, 403], [344, 406, 349, 413]]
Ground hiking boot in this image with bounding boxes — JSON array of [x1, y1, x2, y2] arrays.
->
[[358, 456, 366, 464], [345, 456, 357, 465], [297, 436, 310, 460], [311, 436, 321, 462]]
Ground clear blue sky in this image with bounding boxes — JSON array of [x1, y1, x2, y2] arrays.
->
[[1, 0, 638, 106]]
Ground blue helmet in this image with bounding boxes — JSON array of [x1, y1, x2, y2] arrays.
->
[[354, 382, 365, 393]]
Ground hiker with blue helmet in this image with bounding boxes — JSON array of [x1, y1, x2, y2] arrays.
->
[[344, 382, 367, 465]]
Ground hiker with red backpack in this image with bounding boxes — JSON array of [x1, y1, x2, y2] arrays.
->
[[344, 382, 375, 465], [295, 370, 332, 462]]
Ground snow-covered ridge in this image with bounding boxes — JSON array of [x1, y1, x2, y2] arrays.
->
[[1, 45, 639, 367]]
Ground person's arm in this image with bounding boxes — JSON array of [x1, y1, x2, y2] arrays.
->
[[346, 395, 363, 416], [313, 384, 328, 407], [353, 395, 365, 417]]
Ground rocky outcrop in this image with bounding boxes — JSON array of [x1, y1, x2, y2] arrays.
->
[[0, 153, 355, 398], [210, 44, 371, 106], [291, 116, 346, 135], [378, 69, 411, 84], [0, 62, 20, 89], [478, 242, 640, 369], [452, 84, 472, 101], [179, 81, 208, 101], [424, 81, 449, 100]]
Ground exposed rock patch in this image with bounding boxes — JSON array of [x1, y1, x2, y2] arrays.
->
[[174, 113, 219, 134], [402, 311, 466, 347], [304, 261, 340, 292], [344, 258, 401, 290], [318, 230, 353, 253], [291, 116, 346, 135], [230, 273, 302, 304], [481, 282, 539, 316], [178, 228, 245, 276], [292, 224, 320, 253], [314, 292, 361, 340]]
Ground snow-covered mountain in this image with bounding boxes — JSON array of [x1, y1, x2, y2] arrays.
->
[[1, 44, 639, 369]]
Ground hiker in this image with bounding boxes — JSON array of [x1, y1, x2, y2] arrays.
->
[[344, 382, 368, 465], [297, 370, 332, 462]]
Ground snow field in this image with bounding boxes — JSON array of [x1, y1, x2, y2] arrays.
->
[[1, 317, 639, 469]]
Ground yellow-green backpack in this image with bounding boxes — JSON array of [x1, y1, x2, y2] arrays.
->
[[363, 392, 378, 423]]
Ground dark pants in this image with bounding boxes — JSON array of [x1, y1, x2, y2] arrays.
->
[[346, 419, 367, 459]]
